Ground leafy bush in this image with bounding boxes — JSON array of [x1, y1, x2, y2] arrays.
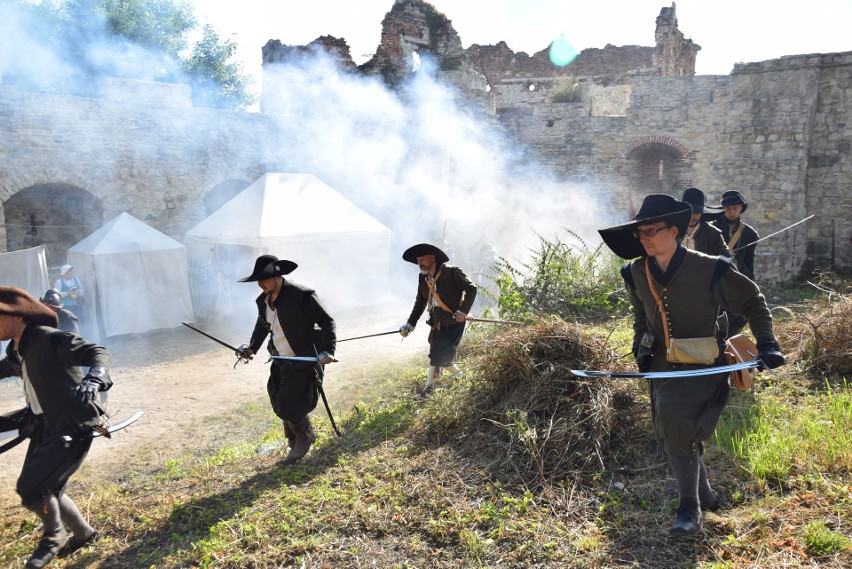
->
[[488, 231, 627, 321], [550, 81, 583, 103]]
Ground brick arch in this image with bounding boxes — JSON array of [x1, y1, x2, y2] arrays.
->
[[621, 135, 696, 161]]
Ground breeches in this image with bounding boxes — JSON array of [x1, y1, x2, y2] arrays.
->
[[650, 371, 730, 443], [17, 423, 92, 508], [428, 322, 465, 367], [267, 361, 319, 423]]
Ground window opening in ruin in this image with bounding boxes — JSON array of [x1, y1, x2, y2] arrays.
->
[[658, 159, 664, 181], [411, 51, 421, 72]]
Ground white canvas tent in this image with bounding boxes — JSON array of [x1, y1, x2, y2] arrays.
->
[[0, 246, 49, 357], [183, 173, 393, 318], [67, 212, 195, 340], [0, 245, 49, 298]]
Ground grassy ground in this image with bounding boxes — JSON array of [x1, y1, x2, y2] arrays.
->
[[1, 316, 850, 568]]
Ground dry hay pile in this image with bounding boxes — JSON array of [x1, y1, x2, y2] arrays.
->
[[412, 317, 638, 485], [775, 292, 852, 376]]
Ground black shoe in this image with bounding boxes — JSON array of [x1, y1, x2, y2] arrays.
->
[[57, 530, 99, 558], [669, 506, 702, 537], [701, 497, 720, 512], [417, 385, 434, 400], [25, 532, 69, 568]]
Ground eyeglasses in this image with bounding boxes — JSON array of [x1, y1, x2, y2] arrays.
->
[[633, 225, 670, 239]]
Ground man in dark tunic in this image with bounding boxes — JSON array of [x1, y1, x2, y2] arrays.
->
[[0, 287, 112, 567], [712, 190, 760, 336], [399, 243, 477, 397], [235, 255, 336, 466], [680, 188, 730, 258], [712, 191, 759, 280], [39, 288, 80, 334], [599, 194, 785, 537]]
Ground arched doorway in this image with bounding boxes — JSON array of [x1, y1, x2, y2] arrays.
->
[[621, 135, 695, 198], [3, 183, 102, 267]]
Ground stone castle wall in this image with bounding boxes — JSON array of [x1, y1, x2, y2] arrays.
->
[[504, 53, 851, 280], [0, 82, 278, 264], [0, 0, 849, 282]]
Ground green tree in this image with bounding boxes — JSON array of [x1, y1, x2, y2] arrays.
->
[[183, 24, 255, 110], [2, 0, 252, 109]]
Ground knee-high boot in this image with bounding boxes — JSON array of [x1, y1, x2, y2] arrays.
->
[[665, 440, 702, 537], [25, 495, 68, 568], [281, 416, 316, 466]]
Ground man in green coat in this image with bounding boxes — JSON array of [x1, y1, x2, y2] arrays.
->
[[599, 194, 785, 537], [399, 243, 477, 397]]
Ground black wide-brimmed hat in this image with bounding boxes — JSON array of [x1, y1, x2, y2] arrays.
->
[[402, 243, 450, 265], [682, 187, 724, 222], [0, 286, 59, 328], [238, 254, 298, 282], [598, 193, 693, 260], [718, 190, 748, 213]]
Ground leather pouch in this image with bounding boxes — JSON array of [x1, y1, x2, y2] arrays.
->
[[667, 336, 719, 364]]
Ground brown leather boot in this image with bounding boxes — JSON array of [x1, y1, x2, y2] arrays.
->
[[281, 417, 316, 466], [283, 421, 296, 449]]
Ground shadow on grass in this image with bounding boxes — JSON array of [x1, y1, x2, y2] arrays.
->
[[90, 401, 415, 568]]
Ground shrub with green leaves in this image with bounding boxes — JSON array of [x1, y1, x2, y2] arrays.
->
[[487, 230, 627, 321], [550, 80, 583, 103]]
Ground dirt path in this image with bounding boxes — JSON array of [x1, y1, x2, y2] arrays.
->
[[0, 300, 429, 489]]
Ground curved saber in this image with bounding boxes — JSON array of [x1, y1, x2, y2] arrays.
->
[[731, 215, 814, 253], [571, 360, 761, 379]]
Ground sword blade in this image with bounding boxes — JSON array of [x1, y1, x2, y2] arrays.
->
[[181, 322, 241, 353], [731, 215, 814, 252], [269, 355, 320, 362], [62, 410, 145, 441], [571, 360, 761, 379], [466, 317, 525, 325], [337, 330, 399, 342]]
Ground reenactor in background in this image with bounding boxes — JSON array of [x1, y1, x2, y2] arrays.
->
[[712, 190, 760, 336], [680, 188, 731, 258], [39, 288, 80, 335], [399, 243, 477, 397], [712, 191, 759, 280]]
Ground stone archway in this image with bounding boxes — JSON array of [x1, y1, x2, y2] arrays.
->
[[2, 183, 102, 268], [621, 135, 696, 196]]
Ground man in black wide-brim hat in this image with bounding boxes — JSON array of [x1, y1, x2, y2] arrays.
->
[[599, 193, 784, 538], [399, 243, 477, 397], [680, 187, 730, 257], [711, 190, 759, 281], [235, 254, 336, 466]]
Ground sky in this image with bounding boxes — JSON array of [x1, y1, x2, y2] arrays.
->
[[190, 0, 852, 92]]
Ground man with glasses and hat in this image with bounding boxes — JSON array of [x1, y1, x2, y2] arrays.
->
[[680, 188, 730, 257], [711, 191, 759, 281], [234, 255, 336, 466], [399, 243, 477, 397], [0, 287, 112, 567], [599, 194, 784, 538]]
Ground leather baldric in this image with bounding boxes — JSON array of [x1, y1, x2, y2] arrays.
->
[[425, 269, 454, 314], [726, 223, 744, 250]]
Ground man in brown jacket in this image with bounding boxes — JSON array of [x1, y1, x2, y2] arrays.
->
[[599, 194, 784, 537], [399, 243, 477, 397]]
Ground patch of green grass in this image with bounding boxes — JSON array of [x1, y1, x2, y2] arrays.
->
[[715, 378, 852, 484], [803, 520, 852, 556]]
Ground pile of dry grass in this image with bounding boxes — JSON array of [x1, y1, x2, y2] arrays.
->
[[775, 292, 852, 376], [411, 317, 639, 486]]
